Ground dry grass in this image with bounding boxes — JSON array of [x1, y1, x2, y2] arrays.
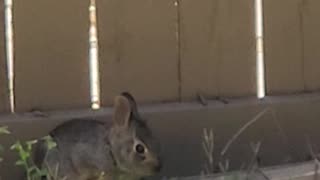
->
[[165, 107, 290, 180]]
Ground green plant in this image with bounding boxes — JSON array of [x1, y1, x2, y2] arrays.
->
[[0, 126, 10, 162], [11, 135, 59, 180]]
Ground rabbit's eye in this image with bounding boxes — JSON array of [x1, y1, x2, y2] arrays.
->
[[135, 144, 145, 154]]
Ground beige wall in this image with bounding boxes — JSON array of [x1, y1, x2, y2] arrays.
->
[[302, 1, 320, 91], [0, 0, 319, 112], [180, 0, 256, 100], [97, 0, 180, 106], [0, 1, 9, 113], [97, 0, 257, 105], [264, 0, 320, 94], [13, 0, 91, 112]]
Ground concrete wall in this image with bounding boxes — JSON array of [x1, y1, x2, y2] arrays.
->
[[1, 93, 320, 179]]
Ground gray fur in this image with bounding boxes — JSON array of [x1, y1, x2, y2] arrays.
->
[[34, 93, 161, 180]]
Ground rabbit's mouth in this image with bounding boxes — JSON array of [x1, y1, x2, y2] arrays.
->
[[138, 161, 162, 176], [150, 160, 162, 173]]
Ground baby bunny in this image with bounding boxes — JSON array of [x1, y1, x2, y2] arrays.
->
[[34, 92, 162, 180]]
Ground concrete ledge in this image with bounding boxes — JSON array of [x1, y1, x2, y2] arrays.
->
[[1, 93, 320, 179], [180, 161, 319, 180]]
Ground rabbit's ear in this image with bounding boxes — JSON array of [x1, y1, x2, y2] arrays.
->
[[113, 95, 131, 128], [121, 92, 140, 118]]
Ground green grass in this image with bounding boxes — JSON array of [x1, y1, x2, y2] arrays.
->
[[10, 135, 65, 180], [0, 126, 10, 162], [0, 125, 65, 180]]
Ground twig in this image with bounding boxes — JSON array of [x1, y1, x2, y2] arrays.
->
[[247, 142, 262, 174], [256, 168, 271, 180], [305, 136, 320, 180], [221, 108, 270, 156], [218, 160, 229, 173], [270, 108, 296, 161]]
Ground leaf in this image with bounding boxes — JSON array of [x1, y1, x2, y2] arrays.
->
[[38, 169, 49, 176], [15, 160, 25, 166], [27, 166, 37, 173], [26, 140, 38, 151], [47, 141, 57, 150], [0, 126, 10, 135], [21, 151, 30, 161], [27, 165, 42, 175], [42, 135, 57, 150], [10, 141, 22, 150]]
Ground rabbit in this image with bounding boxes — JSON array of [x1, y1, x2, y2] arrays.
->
[[33, 92, 162, 180]]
